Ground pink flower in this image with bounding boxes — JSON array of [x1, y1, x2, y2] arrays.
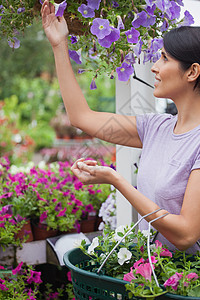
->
[[74, 181, 83, 190], [164, 273, 182, 291], [57, 207, 67, 217], [136, 263, 153, 282], [12, 261, 23, 275], [184, 272, 198, 287], [40, 211, 48, 223], [146, 256, 158, 264], [27, 270, 42, 284], [155, 240, 172, 257], [67, 271, 72, 281], [123, 267, 136, 282], [133, 257, 145, 269], [0, 278, 8, 291]]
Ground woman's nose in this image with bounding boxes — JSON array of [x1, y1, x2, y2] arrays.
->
[[151, 61, 158, 73]]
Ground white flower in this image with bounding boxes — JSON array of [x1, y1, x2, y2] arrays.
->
[[38, 160, 46, 170], [73, 239, 83, 248], [88, 237, 99, 255], [117, 248, 132, 265], [98, 222, 105, 231], [142, 230, 151, 238], [114, 225, 126, 242], [149, 244, 157, 252]]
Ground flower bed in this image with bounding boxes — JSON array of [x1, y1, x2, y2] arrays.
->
[[0, 157, 114, 244]]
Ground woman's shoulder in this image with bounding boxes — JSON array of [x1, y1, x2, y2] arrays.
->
[[137, 112, 176, 127]]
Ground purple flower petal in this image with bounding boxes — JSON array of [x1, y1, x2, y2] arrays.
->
[[116, 62, 134, 82], [125, 27, 140, 44], [68, 49, 82, 64], [17, 7, 25, 14], [90, 18, 111, 39], [70, 35, 78, 44], [78, 4, 95, 18], [87, 0, 101, 10], [8, 37, 20, 49], [54, 0, 67, 17], [179, 10, 194, 26], [90, 78, 97, 90], [98, 27, 120, 48]]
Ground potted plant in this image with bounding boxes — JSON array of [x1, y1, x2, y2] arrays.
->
[[64, 224, 200, 299]]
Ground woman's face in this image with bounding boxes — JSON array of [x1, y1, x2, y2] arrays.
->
[[151, 48, 187, 100]]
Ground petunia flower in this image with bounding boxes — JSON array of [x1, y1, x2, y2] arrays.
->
[[8, 37, 20, 49], [54, 0, 67, 17], [57, 207, 67, 217], [90, 78, 97, 90], [123, 267, 136, 282], [27, 270, 42, 284], [88, 237, 99, 254], [118, 247, 132, 265], [78, 4, 95, 18], [164, 272, 182, 291], [90, 18, 111, 39], [116, 62, 134, 81], [98, 27, 120, 48], [70, 35, 78, 44], [136, 262, 153, 282], [125, 27, 140, 44], [12, 261, 23, 275], [40, 211, 48, 223], [87, 0, 101, 10], [68, 49, 82, 64], [17, 7, 25, 14]]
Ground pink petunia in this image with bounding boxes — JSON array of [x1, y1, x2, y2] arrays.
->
[[136, 263, 153, 282], [133, 257, 145, 269], [123, 267, 136, 282], [27, 270, 42, 284], [67, 271, 72, 281], [12, 261, 23, 275], [40, 211, 48, 223], [57, 207, 67, 217], [164, 272, 182, 291]]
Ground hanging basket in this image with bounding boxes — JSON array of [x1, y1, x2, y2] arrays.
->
[[33, 0, 89, 36], [63, 247, 200, 300]]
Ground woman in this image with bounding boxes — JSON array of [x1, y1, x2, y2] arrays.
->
[[41, 0, 200, 253]]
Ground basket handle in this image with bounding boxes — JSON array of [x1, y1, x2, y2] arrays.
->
[[97, 208, 167, 274]]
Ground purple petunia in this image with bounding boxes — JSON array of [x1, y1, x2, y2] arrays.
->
[[68, 49, 82, 64], [40, 211, 48, 223], [90, 18, 111, 39], [70, 35, 78, 44], [125, 27, 140, 44], [54, 0, 67, 17], [179, 10, 194, 26], [8, 37, 20, 49], [87, 0, 101, 10], [112, 1, 119, 8], [57, 207, 67, 217], [116, 62, 134, 82], [17, 7, 25, 14], [98, 27, 120, 48], [78, 4, 95, 18], [90, 78, 97, 90]]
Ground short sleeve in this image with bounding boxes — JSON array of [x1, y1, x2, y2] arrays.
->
[[136, 113, 155, 144], [191, 153, 200, 171]]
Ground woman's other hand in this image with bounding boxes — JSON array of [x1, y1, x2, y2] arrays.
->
[[41, 0, 69, 47], [71, 158, 117, 185]]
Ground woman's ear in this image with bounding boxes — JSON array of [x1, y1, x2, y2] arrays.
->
[[187, 63, 200, 83]]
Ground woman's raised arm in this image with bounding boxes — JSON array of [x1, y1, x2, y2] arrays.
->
[[41, 0, 142, 148]]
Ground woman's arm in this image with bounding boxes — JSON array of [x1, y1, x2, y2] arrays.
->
[[72, 159, 200, 251], [41, 1, 142, 148]]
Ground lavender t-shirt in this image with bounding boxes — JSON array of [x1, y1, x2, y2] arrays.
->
[[136, 113, 200, 254]]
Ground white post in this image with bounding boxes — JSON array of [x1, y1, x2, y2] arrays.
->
[[116, 61, 155, 227]]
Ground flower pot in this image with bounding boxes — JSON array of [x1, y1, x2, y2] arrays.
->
[[79, 216, 102, 233], [31, 221, 58, 241], [15, 219, 33, 243]]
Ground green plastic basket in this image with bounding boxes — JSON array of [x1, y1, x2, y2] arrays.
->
[[64, 247, 200, 300]]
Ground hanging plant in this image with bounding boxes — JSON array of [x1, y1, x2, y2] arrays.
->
[[0, 0, 194, 87]]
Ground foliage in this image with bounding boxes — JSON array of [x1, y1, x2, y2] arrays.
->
[[0, 0, 194, 87], [0, 101, 35, 165], [0, 263, 64, 299], [0, 157, 113, 233], [78, 225, 200, 298]]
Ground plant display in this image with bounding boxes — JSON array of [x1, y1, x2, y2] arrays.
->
[[0, 262, 66, 299], [77, 225, 200, 298], [0, 157, 113, 234], [0, 0, 194, 88]]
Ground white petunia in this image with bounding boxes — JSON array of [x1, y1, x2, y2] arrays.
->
[[73, 239, 83, 248], [114, 225, 126, 242], [117, 248, 132, 265], [142, 230, 151, 238], [88, 237, 99, 255]]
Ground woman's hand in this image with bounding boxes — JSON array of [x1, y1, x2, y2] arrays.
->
[[71, 158, 117, 185], [41, 0, 69, 48]]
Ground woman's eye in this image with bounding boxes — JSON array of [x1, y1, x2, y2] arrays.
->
[[163, 54, 168, 61]]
